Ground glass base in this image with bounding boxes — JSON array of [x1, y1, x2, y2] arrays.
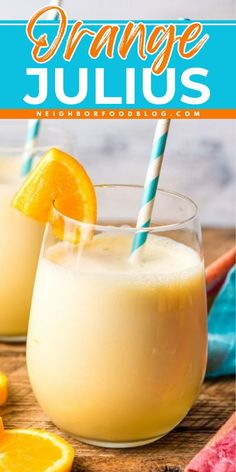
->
[[73, 434, 165, 448], [0, 335, 26, 343]]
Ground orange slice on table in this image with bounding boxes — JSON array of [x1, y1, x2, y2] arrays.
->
[[0, 373, 8, 406], [0, 418, 74, 472], [12, 148, 97, 243]]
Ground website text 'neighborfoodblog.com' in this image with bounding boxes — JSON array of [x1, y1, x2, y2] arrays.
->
[[1, 109, 234, 119]]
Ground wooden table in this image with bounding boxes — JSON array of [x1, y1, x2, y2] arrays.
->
[[0, 228, 235, 472]]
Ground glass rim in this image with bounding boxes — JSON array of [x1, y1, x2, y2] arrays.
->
[[53, 185, 199, 234], [0, 123, 73, 153]]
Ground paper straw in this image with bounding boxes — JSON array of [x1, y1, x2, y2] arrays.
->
[[21, 0, 62, 177], [21, 120, 41, 176], [130, 18, 187, 259], [130, 119, 170, 261]]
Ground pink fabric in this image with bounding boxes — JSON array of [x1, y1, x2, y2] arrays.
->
[[186, 426, 236, 472]]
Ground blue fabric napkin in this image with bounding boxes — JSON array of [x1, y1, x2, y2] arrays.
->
[[206, 265, 236, 378]]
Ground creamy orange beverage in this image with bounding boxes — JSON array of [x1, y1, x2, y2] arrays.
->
[[0, 124, 72, 340], [27, 232, 207, 446], [0, 179, 44, 339], [12, 149, 207, 447]]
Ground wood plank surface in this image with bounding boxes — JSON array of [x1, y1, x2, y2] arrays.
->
[[0, 228, 235, 472]]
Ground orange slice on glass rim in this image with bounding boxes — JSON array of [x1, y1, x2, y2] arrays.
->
[[12, 148, 97, 243], [0, 418, 74, 472]]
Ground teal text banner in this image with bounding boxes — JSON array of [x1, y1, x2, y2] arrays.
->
[[0, 19, 235, 117]]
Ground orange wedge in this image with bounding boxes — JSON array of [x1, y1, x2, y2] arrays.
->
[[12, 148, 97, 243], [0, 373, 8, 406], [0, 418, 74, 472]]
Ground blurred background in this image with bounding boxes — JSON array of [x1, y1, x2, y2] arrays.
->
[[1, 1, 235, 227]]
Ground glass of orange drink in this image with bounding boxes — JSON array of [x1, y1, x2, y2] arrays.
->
[[14, 150, 207, 447], [0, 124, 72, 341]]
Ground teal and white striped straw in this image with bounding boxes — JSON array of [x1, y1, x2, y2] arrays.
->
[[130, 119, 170, 260], [129, 17, 188, 247], [21, 120, 41, 176], [21, 0, 62, 177]]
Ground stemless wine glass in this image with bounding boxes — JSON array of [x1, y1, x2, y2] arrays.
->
[[27, 185, 207, 448], [0, 121, 72, 342]]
